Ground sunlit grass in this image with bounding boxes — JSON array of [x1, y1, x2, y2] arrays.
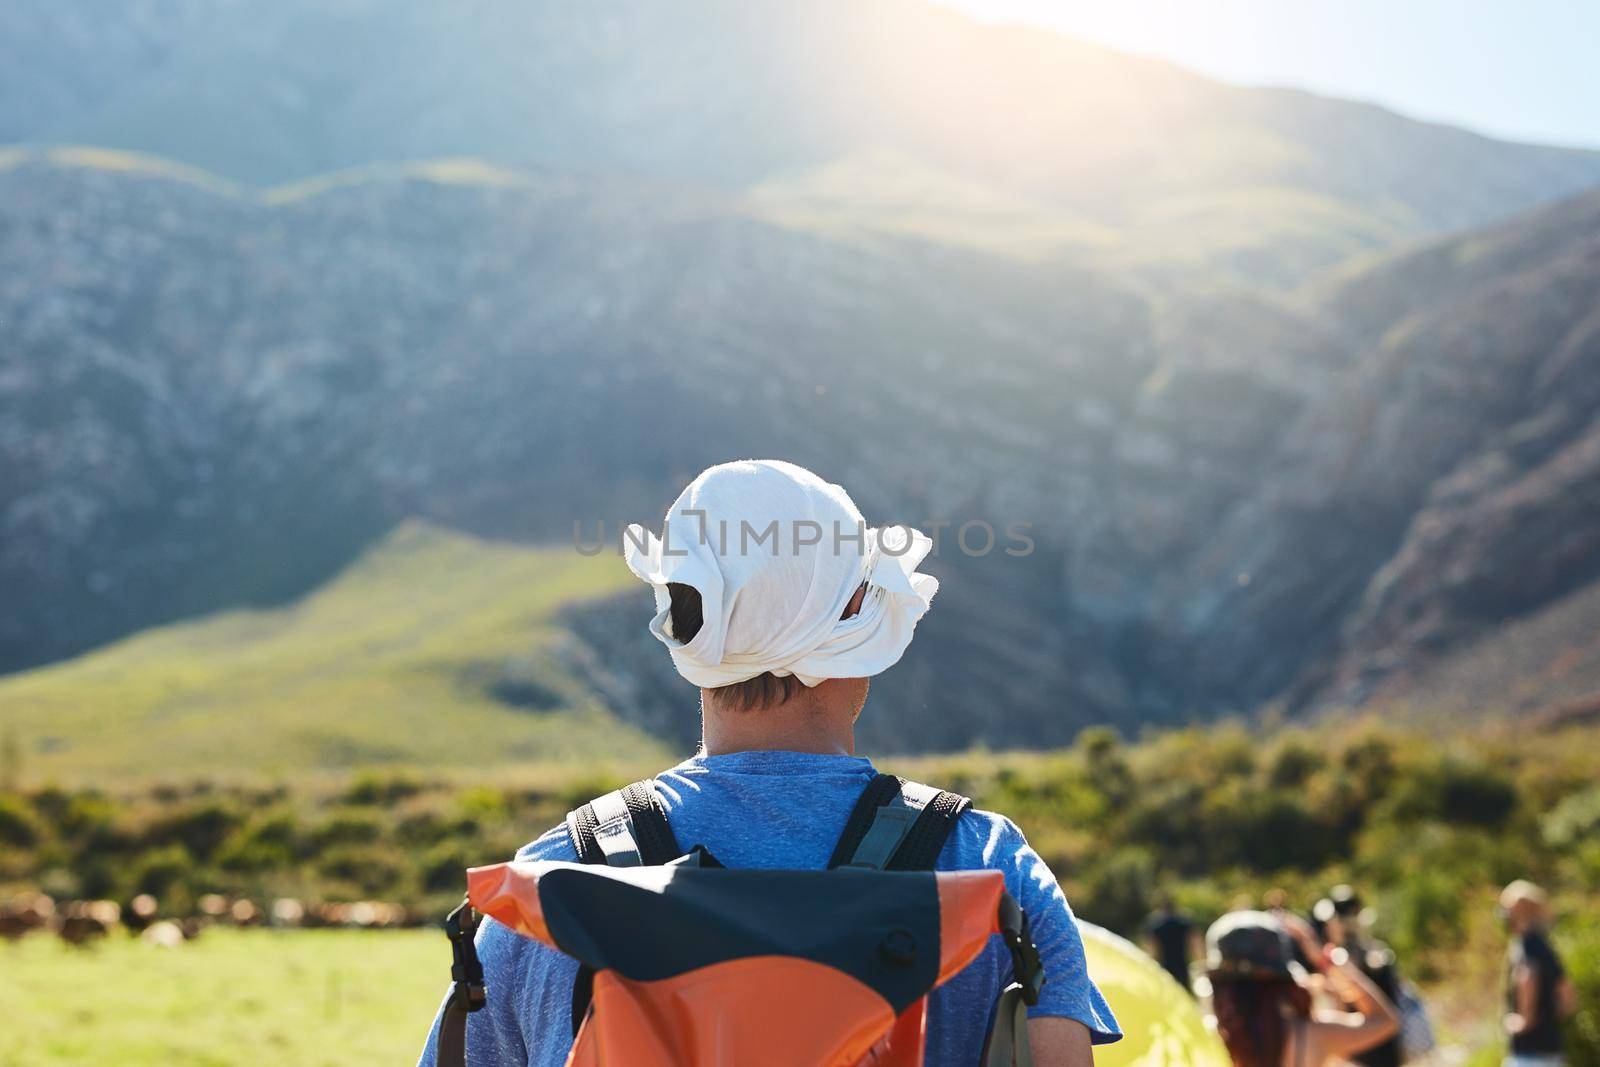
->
[[745, 150, 1117, 260], [0, 522, 670, 782], [0, 928, 443, 1067], [263, 158, 546, 204], [0, 145, 240, 195]]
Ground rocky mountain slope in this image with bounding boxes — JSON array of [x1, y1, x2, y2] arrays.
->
[[5, 0, 1600, 284], [1064, 187, 1600, 720], [1295, 193, 1600, 710], [3, 146, 1598, 750], [0, 151, 1148, 745]]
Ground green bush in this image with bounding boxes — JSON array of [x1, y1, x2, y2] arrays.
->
[[133, 844, 197, 897], [0, 721, 1593, 956], [245, 810, 301, 851], [421, 841, 479, 893], [1123, 781, 1209, 874], [1338, 734, 1399, 805], [313, 808, 386, 849], [455, 786, 511, 822], [1559, 915, 1600, 1067], [0, 794, 42, 847], [395, 806, 479, 848], [1544, 789, 1600, 851], [1267, 739, 1324, 789], [1383, 869, 1468, 975], [215, 813, 299, 873], [146, 800, 244, 861], [1079, 848, 1158, 933], [58, 792, 117, 839], [1204, 787, 1335, 872], [1387, 759, 1517, 828], [344, 771, 426, 806], [317, 844, 407, 897], [1075, 727, 1134, 806], [1571, 843, 1600, 893]]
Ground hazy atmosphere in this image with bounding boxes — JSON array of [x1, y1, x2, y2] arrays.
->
[[939, 0, 1600, 147], [0, 3, 1596, 1066]]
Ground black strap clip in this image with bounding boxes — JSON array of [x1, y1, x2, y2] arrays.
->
[[445, 896, 487, 1014], [998, 893, 1046, 1006]]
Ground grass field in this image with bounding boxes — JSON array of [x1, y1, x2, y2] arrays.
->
[[0, 521, 671, 781], [0, 928, 444, 1067], [0, 920, 1540, 1067]]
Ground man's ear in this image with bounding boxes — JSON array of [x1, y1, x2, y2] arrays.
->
[[841, 582, 867, 620]]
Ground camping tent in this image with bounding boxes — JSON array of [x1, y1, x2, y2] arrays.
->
[[1079, 922, 1231, 1067]]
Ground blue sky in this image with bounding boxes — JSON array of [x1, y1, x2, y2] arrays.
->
[[938, 0, 1600, 149]]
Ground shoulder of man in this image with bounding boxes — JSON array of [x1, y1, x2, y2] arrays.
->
[[939, 803, 1040, 871], [937, 804, 1066, 918], [514, 823, 580, 863], [944, 803, 1122, 1040]]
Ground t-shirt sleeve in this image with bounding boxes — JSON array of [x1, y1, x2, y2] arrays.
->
[[978, 814, 1122, 1044], [415, 826, 581, 1067]]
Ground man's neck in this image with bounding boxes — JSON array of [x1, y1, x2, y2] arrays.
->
[[700, 716, 856, 757], [699, 684, 860, 757]]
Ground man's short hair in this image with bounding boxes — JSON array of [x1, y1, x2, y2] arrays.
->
[[667, 583, 805, 711]]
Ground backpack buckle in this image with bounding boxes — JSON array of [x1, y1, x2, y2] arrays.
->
[[445, 897, 487, 1013], [998, 894, 1045, 1005]]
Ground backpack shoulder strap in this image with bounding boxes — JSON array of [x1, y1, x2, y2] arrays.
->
[[828, 773, 972, 871], [563, 779, 682, 1036], [565, 779, 681, 867]]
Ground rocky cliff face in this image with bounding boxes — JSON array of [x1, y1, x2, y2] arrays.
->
[[4, 149, 1598, 745], [1294, 193, 1600, 709], [1051, 190, 1600, 722]]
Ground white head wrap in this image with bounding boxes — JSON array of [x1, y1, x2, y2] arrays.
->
[[624, 460, 939, 688]]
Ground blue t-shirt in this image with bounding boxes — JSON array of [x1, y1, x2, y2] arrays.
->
[[419, 750, 1121, 1066]]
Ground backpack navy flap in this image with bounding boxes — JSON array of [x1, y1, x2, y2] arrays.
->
[[537, 863, 943, 1016]]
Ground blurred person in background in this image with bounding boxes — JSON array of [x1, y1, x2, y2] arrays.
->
[[1502, 880, 1576, 1067], [1265, 888, 1317, 973], [1205, 910, 1399, 1067], [1314, 885, 1403, 1067], [1145, 892, 1197, 992]]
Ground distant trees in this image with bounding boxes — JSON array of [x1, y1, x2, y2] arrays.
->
[[0, 723, 1593, 985]]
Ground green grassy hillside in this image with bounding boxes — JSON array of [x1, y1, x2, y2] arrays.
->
[[743, 150, 1414, 281], [0, 522, 669, 781]]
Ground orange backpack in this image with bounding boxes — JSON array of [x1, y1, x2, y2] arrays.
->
[[437, 775, 1046, 1066]]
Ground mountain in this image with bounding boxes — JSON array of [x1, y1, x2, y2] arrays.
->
[[0, 522, 669, 779], [1065, 185, 1600, 719], [5, 1, 1600, 763], [4, 145, 1599, 763], [1294, 192, 1600, 711], [5, 0, 1600, 284], [0, 148, 1159, 752]]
